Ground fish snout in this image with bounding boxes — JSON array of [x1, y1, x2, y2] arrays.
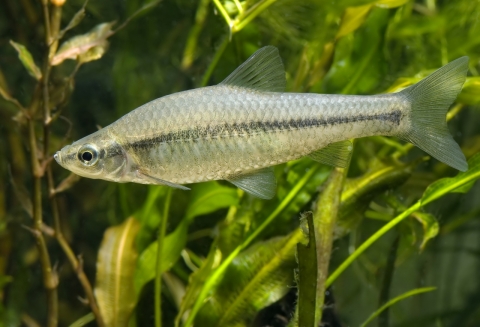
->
[[54, 151, 62, 165]]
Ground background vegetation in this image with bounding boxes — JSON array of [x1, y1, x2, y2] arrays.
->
[[1, 0, 480, 326]]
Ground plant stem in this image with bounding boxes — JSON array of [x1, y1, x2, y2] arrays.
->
[[212, 0, 232, 27], [200, 36, 229, 87], [40, 0, 51, 43], [232, 0, 278, 32], [181, 0, 210, 70], [46, 168, 106, 327], [155, 188, 172, 327], [28, 120, 58, 327], [311, 167, 347, 324], [30, 2, 60, 325]]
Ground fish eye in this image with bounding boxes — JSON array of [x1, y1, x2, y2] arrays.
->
[[78, 144, 99, 166]]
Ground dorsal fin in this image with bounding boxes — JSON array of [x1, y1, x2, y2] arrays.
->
[[219, 46, 286, 92]]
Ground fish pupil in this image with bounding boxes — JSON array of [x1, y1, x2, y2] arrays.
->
[[82, 151, 93, 161]]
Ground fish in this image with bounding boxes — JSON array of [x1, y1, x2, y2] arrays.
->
[[54, 46, 469, 199]]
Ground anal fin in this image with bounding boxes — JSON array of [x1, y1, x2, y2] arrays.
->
[[137, 170, 190, 190], [308, 140, 353, 168], [227, 167, 276, 200]]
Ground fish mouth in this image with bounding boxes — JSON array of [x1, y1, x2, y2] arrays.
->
[[54, 151, 62, 165]]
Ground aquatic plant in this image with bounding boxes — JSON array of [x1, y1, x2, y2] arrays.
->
[[0, 0, 479, 326]]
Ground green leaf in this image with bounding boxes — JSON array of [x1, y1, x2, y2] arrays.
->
[[336, 5, 373, 39], [51, 22, 115, 66], [411, 212, 439, 251], [134, 218, 188, 295], [94, 217, 140, 327], [457, 77, 480, 105], [78, 40, 109, 64], [185, 181, 239, 221], [9, 41, 42, 80], [359, 287, 436, 327], [421, 152, 480, 205], [68, 313, 95, 327], [0, 275, 12, 289], [375, 0, 410, 9], [196, 230, 301, 327], [56, 1, 88, 42]]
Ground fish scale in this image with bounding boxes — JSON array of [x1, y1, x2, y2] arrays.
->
[[55, 46, 469, 199], [105, 86, 405, 184]]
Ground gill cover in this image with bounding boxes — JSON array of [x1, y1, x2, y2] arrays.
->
[[54, 129, 129, 182]]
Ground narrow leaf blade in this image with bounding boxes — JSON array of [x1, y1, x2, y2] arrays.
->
[[9, 41, 42, 80], [336, 5, 373, 39]]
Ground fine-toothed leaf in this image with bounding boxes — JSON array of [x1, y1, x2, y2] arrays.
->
[[183, 163, 322, 327], [195, 231, 301, 327], [51, 22, 115, 66], [411, 212, 439, 251], [134, 218, 188, 295], [95, 217, 140, 327], [9, 41, 42, 80], [421, 152, 480, 205], [185, 181, 239, 221]]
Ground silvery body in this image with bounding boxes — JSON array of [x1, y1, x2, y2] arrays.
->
[[55, 46, 469, 199]]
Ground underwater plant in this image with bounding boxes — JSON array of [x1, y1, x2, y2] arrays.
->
[[1, 0, 480, 326]]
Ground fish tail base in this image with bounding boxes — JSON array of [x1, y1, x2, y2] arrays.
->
[[398, 57, 469, 171]]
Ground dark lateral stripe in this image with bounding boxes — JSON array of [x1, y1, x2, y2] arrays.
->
[[126, 110, 402, 149]]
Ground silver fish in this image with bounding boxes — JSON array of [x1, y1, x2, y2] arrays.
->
[[54, 46, 469, 199]]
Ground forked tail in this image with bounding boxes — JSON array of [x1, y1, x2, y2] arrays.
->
[[399, 57, 469, 171]]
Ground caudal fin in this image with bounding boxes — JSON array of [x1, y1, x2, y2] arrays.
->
[[399, 57, 469, 171]]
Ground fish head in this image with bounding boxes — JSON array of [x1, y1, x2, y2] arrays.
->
[[54, 129, 130, 182]]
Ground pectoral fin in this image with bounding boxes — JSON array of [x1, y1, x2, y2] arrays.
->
[[227, 167, 276, 199], [137, 170, 190, 190], [308, 140, 353, 168]]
